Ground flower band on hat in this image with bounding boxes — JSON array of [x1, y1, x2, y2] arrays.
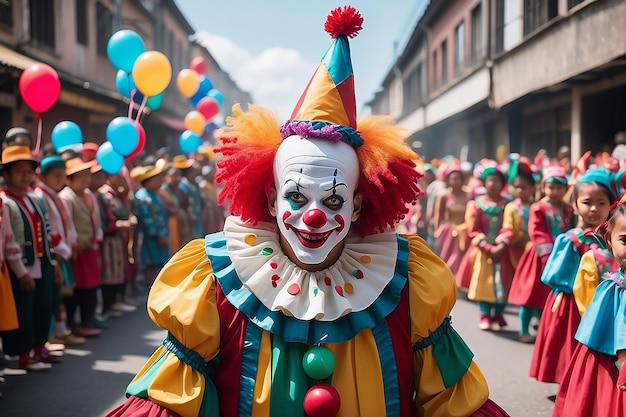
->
[[280, 120, 363, 147]]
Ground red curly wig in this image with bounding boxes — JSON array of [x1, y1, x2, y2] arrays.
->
[[214, 104, 423, 236]]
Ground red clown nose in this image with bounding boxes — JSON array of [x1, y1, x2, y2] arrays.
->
[[303, 209, 327, 229]]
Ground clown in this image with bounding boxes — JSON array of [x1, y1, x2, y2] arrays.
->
[[107, 6, 509, 417]]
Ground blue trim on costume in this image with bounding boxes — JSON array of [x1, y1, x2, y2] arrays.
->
[[238, 322, 262, 417], [163, 332, 216, 378], [372, 320, 401, 417], [206, 233, 409, 345], [412, 316, 451, 351]]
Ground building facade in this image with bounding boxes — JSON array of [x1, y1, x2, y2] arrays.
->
[[368, 0, 626, 164]]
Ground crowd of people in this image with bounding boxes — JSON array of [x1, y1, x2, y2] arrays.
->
[[404, 138, 626, 416], [0, 126, 225, 398]]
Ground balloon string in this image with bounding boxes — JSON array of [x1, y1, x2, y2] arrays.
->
[[128, 89, 136, 119], [121, 163, 135, 195], [135, 95, 148, 123], [34, 114, 42, 155]]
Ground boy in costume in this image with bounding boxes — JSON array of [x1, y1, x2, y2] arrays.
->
[[108, 6, 509, 417]]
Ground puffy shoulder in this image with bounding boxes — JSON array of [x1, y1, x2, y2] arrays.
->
[[404, 234, 457, 341], [148, 238, 219, 358]]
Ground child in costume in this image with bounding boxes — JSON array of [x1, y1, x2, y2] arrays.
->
[[529, 168, 616, 383], [433, 158, 469, 274], [552, 197, 626, 416], [507, 165, 574, 337], [498, 156, 536, 341], [456, 161, 512, 330], [106, 7, 509, 417]]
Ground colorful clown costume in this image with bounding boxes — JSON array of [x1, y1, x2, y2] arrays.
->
[[107, 217, 508, 417]]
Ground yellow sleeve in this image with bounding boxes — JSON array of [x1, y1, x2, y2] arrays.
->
[[126, 239, 221, 417], [573, 250, 600, 316], [406, 235, 490, 417]]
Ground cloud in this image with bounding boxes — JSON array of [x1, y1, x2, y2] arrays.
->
[[195, 31, 317, 121]]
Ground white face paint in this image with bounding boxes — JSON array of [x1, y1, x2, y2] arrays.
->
[[273, 136, 359, 265]]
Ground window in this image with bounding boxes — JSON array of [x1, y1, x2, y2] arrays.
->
[[524, 0, 558, 36], [433, 49, 438, 88], [76, 0, 88, 45], [30, 0, 55, 48], [96, 2, 113, 55], [403, 63, 424, 110], [0, 0, 13, 27], [454, 21, 465, 74], [494, 0, 505, 53], [568, 0, 584, 8], [441, 40, 448, 85], [470, 3, 483, 64]]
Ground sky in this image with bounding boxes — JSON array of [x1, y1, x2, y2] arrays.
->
[[175, 1, 428, 121]]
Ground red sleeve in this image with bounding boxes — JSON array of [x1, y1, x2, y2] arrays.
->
[[528, 201, 553, 246], [465, 200, 485, 239]]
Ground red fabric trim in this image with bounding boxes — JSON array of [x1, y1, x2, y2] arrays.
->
[[385, 285, 415, 417], [470, 398, 510, 416], [213, 284, 247, 417], [105, 395, 181, 417]]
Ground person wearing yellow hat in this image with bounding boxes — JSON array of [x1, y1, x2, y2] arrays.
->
[[159, 158, 192, 254], [130, 159, 170, 287], [59, 156, 104, 337], [0, 146, 63, 371], [107, 6, 509, 417]]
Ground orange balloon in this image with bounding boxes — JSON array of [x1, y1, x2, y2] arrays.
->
[[184, 111, 206, 135], [132, 51, 172, 97], [176, 69, 200, 98]]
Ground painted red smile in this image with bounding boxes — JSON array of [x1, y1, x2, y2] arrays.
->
[[293, 228, 334, 248]]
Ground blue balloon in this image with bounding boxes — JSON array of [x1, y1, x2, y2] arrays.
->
[[106, 117, 139, 156], [179, 130, 202, 155], [146, 92, 164, 110], [115, 70, 136, 98], [207, 89, 224, 106], [107, 29, 146, 73], [189, 76, 213, 107], [51, 121, 83, 152], [96, 141, 125, 175]]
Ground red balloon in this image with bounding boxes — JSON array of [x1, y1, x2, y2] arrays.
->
[[303, 383, 341, 417], [19, 63, 61, 113], [126, 122, 146, 160], [196, 96, 219, 121], [189, 56, 207, 75]]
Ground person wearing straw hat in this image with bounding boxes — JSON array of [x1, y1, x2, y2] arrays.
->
[[0, 146, 63, 371], [176, 155, 204, 239], [107, 6, 509, 417], [130, 158, 169, 288], [59, 156, 104, 337]]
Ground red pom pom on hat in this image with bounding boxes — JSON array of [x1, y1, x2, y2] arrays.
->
[[324, 5, 363, 39]]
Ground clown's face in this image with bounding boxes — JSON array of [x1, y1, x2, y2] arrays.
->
[[269, 136, 361, 267]]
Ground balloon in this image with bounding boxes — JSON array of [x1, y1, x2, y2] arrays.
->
[[107, 29, 146, 73], [19, 63, 61, 113], [115, 70, 136, 98], [189, 56, 207, 74], [184, 111, 206, 135], [51, 121, 83, 152], [106, 116, 139, 156], [189, 75, 213, 107], [179, 130, 202, 155], [207, 89, 224, 106], [196, 97, 219, 121], [132, 51, 172, 97], [96, 141, 125, 175], [176, 69, 200, 98], [126, 122, 146, 160], [146, 92, 164, 111]]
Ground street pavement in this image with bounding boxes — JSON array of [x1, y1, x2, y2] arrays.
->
[[0, 290, 556, 417]]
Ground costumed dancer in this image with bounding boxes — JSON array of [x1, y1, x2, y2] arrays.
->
[[106, 6, 509, 417], [0, 146, 62, 370], [552, 197, 626, 416], [529, 168, 617, 383], [498, 155, 536, 342], [507, 165, 574, 338], [433, 158, 469, 274], [456, 160, 512, 330]]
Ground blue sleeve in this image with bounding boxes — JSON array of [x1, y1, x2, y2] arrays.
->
[[540, 232, 581, 293]]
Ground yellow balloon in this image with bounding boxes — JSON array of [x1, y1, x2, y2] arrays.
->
[[176, 69, 200, 98], [185, 110, 206, 135], [132, 51, 172, 97]]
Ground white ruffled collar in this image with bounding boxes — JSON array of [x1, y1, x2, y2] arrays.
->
[[223, 216, 398, 321]]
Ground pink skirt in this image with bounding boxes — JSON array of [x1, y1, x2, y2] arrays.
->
[[106, 396, 181, 417]]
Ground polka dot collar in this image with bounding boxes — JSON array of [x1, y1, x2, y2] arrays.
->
[[223, 216, 398, 321]]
